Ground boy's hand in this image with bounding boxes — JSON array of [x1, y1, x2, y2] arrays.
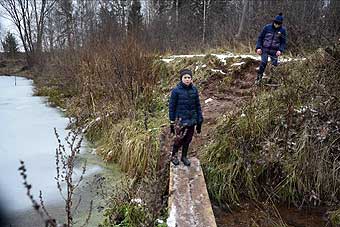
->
[[196, 124, 202, 134], [170, 124, 175, 134], [256, 49, 262, 55], [276, 51, 282, 56]]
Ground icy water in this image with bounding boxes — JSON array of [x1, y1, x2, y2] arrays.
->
[[0, 76, 104, 225]]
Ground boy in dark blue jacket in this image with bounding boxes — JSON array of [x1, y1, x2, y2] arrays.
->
[[169, 69, 203, 166], [255, 13, 287, 84]]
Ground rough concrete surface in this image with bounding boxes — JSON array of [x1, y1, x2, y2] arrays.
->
[[167, 157, 217, 227]]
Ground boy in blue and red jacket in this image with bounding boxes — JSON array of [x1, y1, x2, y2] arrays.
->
[[255, 13, 287, 84], [169, 69, 203, 166]]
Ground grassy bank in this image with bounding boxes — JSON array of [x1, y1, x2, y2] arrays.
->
[[201, 47, 340, 224]]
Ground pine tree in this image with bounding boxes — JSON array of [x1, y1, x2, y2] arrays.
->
[[1, 32, 19, 58], [127, 0, 143, 36]]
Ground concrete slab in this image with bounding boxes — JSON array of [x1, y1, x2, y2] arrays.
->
[[167, 157, 217, 227]]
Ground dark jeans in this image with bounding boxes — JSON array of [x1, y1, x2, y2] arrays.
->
[[172, 125, 195, 156], [175, 125, 195, 147], [259, 50, 279, 75]]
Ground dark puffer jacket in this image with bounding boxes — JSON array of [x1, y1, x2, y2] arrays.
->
[[169, 82, 203, 126], [256, 23, 287, 52]]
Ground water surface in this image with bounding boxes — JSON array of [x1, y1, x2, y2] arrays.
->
[[0, 76, 100, 214]]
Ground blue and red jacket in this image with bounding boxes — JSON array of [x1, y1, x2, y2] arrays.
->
[[169, 82, 203, 126], [256, 23, 287, 52]]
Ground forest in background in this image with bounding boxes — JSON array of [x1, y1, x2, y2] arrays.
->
[[1, 0, 340, 66], [1, 1, 340, 226]]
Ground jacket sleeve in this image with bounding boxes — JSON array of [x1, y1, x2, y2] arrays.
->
[[196, 89, 203, 124], [256, 26, 266, 50], [169, 89, 178, 122], [279, 28, 287, 52]]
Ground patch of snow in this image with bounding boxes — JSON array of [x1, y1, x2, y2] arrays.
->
[[95, 117, 101, 122], [241, 113, 246, 117], [205, 98, 213, 104], [157, 219, 164, 224], [211, 69, 226, 75], [161, 58, 175, 63], [238, 54, 261, 60], [195, 159, 201, 172], [167, 204, 177, 227], [202, 64, 207, 68], [295, 105, 309, 114], [131, 198, 143, 206], [56, 106, 67, 112], [231, 62, 246, 66], [170, 54, 206, 58], [161, 52, 306, 65]]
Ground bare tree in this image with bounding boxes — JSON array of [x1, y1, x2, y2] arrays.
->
[[0, 0, 56, 66]]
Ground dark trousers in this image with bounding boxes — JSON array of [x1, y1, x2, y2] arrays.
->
[[176, 125, 195, 146], [259, 50, 279, 75], [172, 125, 195, 156]]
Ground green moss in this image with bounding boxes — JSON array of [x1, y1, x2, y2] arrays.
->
[[34, 86, 66, 108]]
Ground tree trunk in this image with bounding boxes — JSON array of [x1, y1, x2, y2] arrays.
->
[[202, 0, 206, 44], [235, 0, 248, 39]]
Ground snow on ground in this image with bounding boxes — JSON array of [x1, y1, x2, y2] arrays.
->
[[231, 62, 246, 66], [161, 52, 306, 65], [160, 52, 261, 64], [211, 69, 226, 75]]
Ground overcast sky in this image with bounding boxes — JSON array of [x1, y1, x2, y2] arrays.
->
[[0, 6, 22, 51]]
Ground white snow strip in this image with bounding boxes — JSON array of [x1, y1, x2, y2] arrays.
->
[[167, 204, 177, 227], [168, 54, 206, 58], [231, 62, 246, 66], [211, 69, 226, 75], [211, 53, 260, 62], [161, 52, 306, 65], [161, 58, 175, 63]]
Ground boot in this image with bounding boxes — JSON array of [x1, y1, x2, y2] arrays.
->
[[171, 144, 179, 166], [255, 73, 263, 85], [181, 144, 191, 166]]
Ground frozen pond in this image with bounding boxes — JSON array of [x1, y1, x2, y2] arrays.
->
[[0, 75, 101, 216]]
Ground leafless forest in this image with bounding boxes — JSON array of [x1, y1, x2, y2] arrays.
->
[[1, 0, 339, 67]]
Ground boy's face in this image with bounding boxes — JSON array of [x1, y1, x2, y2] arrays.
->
[[274, 22, 282, 28], [182, 74, 192, 86]]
